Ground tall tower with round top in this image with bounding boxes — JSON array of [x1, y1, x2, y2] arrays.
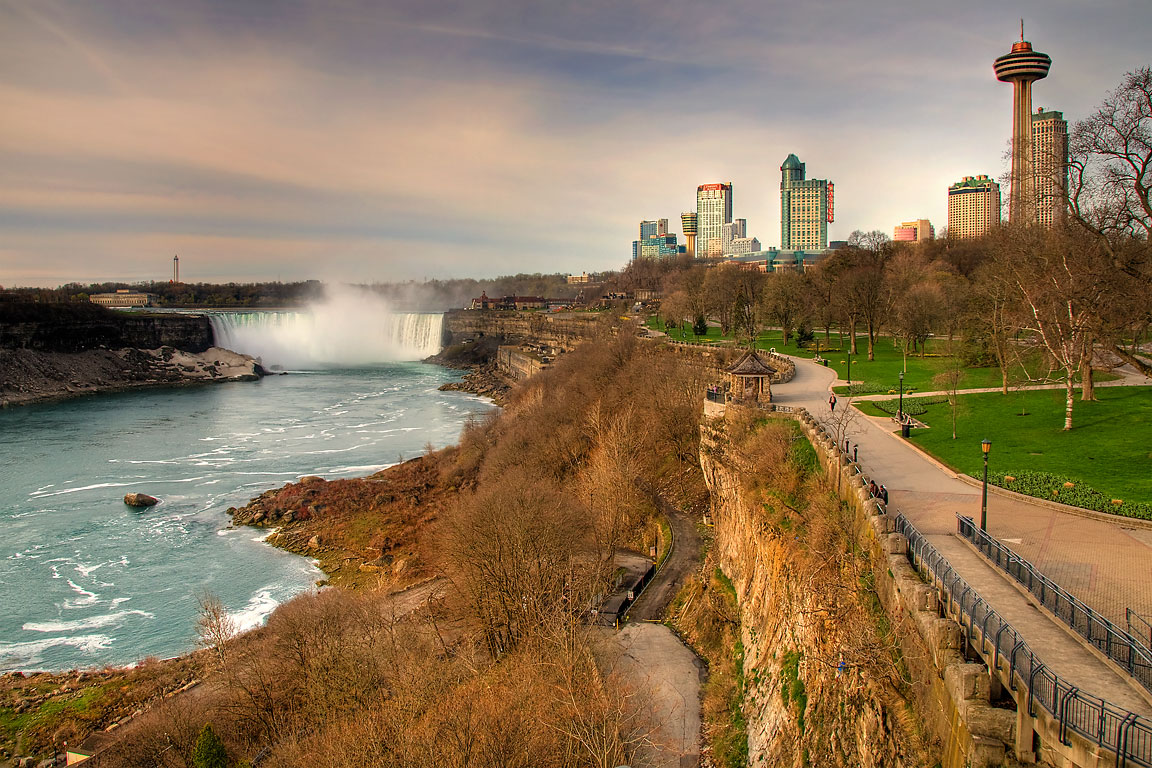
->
[[994, 25, 1051, 223]]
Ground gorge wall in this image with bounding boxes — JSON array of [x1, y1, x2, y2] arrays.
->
[[441, 309, 605, 350], [699, 412, 935, 767], [0, 303, 213, 352], [699, 406, 1036, 768]]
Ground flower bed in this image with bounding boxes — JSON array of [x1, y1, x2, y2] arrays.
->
[[991, 471, 1152, 520]]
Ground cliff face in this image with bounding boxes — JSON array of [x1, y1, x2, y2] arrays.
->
[[442, 309, 604, 350], [698, 414, 932, 767], [0, 303, 213, 353]]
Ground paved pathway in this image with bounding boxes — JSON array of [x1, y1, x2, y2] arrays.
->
[[595, 623, 703, 768], [771, 356, 1152, 717]]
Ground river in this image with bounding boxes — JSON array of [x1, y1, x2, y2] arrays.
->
[[0, 310, 493, 673]]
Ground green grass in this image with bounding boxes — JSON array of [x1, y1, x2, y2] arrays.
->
[[881, 386, 1152, 508]]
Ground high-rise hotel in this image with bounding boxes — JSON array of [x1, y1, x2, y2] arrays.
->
[[1032, 107, 1069, 228], [947, 175, 1001, 238], [696, 183, 733, 258], [780, 154, 833, 250]]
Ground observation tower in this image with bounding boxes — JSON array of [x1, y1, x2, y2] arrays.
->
[[994, 24, 1051, 223], [681, 212, 697, 258]]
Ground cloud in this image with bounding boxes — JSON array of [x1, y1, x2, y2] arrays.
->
[[1, 0, 1149, 286]]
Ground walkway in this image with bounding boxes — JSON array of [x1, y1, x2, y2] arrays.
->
[[770, 356, 1152, 718]]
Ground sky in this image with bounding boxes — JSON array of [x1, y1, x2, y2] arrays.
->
[[1, 0, 1149, 287]]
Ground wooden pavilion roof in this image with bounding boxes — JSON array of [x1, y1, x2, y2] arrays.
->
[[724, 349, 777, 376]]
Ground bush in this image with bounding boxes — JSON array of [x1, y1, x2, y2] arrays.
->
[[992, 471, 1152, 520]]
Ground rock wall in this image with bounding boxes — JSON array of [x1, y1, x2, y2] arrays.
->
[[442, 309, 604, 350], [700, 407, 1029, 768], [699, 414, 933, 767], [0, 303, 213, 352]]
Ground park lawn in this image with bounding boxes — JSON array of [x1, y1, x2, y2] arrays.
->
[[646, 317, 727, 343], [889, 386, 1152, 506]]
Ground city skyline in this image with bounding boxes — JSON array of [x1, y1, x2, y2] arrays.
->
[[1, 1, 1149, 286]]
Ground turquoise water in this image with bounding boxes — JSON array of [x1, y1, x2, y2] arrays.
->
[[0, 364, 493, 672]]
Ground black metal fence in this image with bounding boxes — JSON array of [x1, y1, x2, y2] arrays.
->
[[956, 515, 1152, 694], [890, 511, 1152, 767], [1131, 610, 1152, 652]]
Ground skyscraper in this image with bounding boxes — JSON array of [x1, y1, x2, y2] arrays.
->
[[780, 154, 833, 250], [632, 219, 679, 260], [722, 219, 747, 253], [893, 219, 935, 242], [680, 212, 698, 258], [1032, 108, 1069, 228], [994, 27, 1052, 223], [640, 219, 668, 239], [696, 183, 733, 258], [947, 176, 1001, 239]]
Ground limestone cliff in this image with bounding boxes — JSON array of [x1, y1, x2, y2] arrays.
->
[[698, 411, 934, 767]]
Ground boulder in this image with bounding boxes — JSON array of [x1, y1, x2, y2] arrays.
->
[[123, 493, 159, 507]]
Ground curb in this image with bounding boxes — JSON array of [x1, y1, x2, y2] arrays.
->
[[952, 472, 1152, 531]]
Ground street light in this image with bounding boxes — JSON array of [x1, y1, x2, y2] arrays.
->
[[898, 371, 905, 422], [980, 439, 992, 531], [846, 353, 851, 386]]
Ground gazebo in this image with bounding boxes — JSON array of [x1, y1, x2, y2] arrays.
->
[[724, 349, 777, 404]]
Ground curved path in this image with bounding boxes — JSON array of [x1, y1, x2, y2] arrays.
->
[[771, 356, 1152, 717], [629, 497, 703, 622], [596, 493, 705, 768]]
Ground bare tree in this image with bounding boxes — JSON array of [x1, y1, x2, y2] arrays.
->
[[757, 270, 807, 347], [992, 226, 1107, 430], [196, 592, 238, 669], [1067, 66, 1152, 378]]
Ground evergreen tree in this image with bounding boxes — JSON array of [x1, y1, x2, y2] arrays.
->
[[693, 314, 708, 337], [192, 724, 228, 768]]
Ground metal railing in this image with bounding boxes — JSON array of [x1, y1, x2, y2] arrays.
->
[[1131, 610, 1152, 651], [890, 511, 1152, 766], [957, 515, 1152, 694]]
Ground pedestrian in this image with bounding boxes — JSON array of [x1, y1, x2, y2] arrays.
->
[[880, 484, 889, 505], [868, 480, 878, 497], [853, 444, 859, 463], [844, 438, 850, 454], [829, 394, 837, 412]]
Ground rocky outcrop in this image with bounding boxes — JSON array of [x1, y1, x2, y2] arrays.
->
[[437, 363, 512, 404], [0, 346, 263, 407], [123, 493, 159, 507]]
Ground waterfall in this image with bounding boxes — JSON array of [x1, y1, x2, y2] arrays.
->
[[208, 310, 444, 369]]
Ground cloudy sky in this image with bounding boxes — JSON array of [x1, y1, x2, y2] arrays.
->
[[1, 0, 1149, 287]]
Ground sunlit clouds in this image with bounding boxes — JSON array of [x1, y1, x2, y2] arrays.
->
[[1, 0, 1149, 285]]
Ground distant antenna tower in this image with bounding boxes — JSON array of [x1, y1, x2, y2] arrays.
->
[[172, 254, 180, 284]]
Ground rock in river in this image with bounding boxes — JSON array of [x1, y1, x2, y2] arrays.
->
[[124, 492, 159, 507]]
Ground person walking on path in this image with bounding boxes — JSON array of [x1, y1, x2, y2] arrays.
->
[[879, 485, 889, 505], [829, 394, 837, 412]]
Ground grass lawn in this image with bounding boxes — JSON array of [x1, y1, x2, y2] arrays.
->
[[864, 386, 1152, 510]]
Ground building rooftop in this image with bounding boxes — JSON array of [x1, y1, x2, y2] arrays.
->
[[781, 154, 803, 170]]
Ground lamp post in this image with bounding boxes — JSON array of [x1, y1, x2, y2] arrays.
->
[[898, 371, 905, 422], [846, 353, 851, 386], [980, 439, 991, 531]]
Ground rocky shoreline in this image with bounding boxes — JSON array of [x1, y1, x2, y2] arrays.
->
[[436, 361, 512, 404], [0, 346, 265, 407]]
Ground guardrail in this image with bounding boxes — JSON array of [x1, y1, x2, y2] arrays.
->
[[890, 511, 1152, 766], [1131, 610, 1152, 651], [957, 515, 1152, 694]]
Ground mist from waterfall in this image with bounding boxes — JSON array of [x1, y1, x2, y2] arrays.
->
[[208, 286, 444, 369]]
